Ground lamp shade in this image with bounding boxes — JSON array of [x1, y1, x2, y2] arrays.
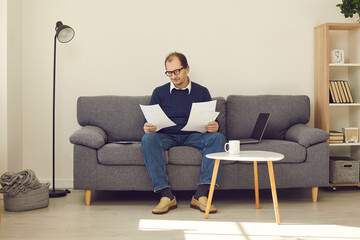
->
[[55, 21, 75, 43]]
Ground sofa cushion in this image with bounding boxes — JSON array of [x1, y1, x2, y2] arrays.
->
[[98, 142, 170, 166], [77, 96, 226, 142], [226, 95, 310, 140], [285, 124, 329, 147], [168, 146, 201, 166], [240, 139, 306, 163], [77, 96, 151, 142], [69, 125, 107, 149], [213, 97, 227, 138], [168, 146, 234, 165]]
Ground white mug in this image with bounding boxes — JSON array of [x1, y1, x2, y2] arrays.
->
[[224, 140, 240, 155]]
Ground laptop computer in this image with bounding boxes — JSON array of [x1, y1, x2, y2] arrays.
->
[[239, 113, 270, 144]]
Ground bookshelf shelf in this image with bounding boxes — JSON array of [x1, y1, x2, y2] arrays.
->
[[315, 23, 360, 189], [330, 103, 360, 106], [329, 142, 360, 146], [329, 182, 360, 191], [329, 63, 360, 67]]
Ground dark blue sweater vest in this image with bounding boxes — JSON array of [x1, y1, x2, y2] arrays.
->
[[149, 82, 212, 134]]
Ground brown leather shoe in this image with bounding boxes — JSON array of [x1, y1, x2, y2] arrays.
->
[[190, 196, 217, 213], [152, 197, 177, 214]]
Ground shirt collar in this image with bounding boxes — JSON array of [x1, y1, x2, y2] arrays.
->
[[170, 77, 191, 95]]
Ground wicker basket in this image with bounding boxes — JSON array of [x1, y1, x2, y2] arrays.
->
[[329, 157, 359, 183], [3, 182, 50, 212]]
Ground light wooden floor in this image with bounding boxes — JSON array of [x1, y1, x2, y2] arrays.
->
[[1, 187, 360, 240]]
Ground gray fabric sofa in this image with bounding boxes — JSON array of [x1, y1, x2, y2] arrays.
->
[[70, 95, 329, 206]]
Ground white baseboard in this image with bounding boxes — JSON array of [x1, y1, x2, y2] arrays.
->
[[40, 178, 74, 189]]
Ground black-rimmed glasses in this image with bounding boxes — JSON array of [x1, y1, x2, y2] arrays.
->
[[165, 67, 185, 77]]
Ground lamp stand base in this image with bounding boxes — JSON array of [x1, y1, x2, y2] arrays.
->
[[49, 189, 69, 198]]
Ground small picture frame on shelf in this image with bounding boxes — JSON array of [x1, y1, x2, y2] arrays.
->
[[331, 49, 345, 64], [342, 127, 359, 143]]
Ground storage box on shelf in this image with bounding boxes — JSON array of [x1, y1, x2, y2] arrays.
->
[[329, 157, 359, 184], [314, 23, 360, 189]]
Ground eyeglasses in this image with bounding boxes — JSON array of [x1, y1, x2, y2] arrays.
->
[[165, 67, 185, 77]]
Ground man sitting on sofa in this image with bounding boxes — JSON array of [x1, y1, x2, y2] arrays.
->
[[142, 52, 226, 214]]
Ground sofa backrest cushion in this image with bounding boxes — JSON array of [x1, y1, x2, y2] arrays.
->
[[77, 96, 227, 141], [213, 97, 227, 138], [226, 95, 310, 140], [77, 96, 151, 141]]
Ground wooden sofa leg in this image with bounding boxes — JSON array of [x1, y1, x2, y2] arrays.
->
[[85, 190, 92, 206], [311, 187, 318, 203]]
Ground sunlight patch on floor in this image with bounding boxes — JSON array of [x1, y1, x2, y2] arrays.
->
[[139, 219, 360, 240]]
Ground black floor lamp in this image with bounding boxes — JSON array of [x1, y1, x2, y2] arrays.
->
[[49, 21, 75, 198]]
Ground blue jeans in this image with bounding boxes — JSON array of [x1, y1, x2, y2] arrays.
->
[[141, 132, 226, 192]]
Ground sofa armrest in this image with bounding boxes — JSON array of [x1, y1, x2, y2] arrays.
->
[[70, 125, 107, 149], [285, 124, 329, 147]]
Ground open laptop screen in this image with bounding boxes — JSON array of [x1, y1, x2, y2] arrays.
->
[[251, 113, 271, 140]]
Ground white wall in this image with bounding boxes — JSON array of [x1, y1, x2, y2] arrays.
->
[[7, 0, 358, 187], [0, 0, 23, 176], [7, 0, 23, 172], [0, 0, 8, 175]]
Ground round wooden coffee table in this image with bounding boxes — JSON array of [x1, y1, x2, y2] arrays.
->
[[205, 150, 284, 224]]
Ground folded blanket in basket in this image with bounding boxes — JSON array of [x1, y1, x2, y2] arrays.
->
[[0, 169, 42, 196]]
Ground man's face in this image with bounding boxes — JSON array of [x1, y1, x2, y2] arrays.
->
[[165, 57, 189, 89]]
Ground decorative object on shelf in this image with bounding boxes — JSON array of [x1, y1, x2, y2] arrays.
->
[[342, 127, 359, 143], [50, 21, 75, 198], [331, 49, 345, 64], [336, 0, 360, 23]]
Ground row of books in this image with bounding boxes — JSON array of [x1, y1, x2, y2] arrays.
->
[[329, 130, 344, 143], [329, 80, 354, 103]]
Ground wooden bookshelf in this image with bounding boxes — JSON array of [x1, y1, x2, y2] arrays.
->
[[314, 23, 360, 189]]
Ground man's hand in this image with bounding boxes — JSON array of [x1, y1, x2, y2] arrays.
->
[[205, 121, 219, 133], [144, 123, 157, 133]]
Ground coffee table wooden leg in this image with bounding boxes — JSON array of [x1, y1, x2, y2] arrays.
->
[[267, 161, 280, 224], [205, 159, 220, 219], [253, 161, 260, 209]]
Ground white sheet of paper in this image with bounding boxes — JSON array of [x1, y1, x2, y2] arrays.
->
[[182, 100, 219, 133], [140, 104, 176, 131]]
